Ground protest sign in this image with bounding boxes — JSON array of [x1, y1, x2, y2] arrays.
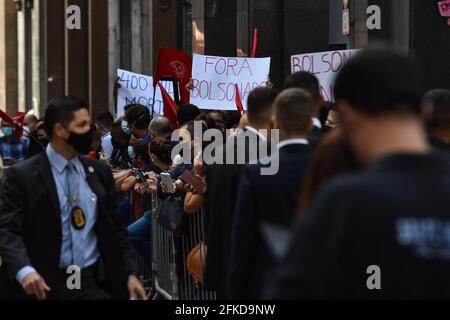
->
[[190, 54, 271, 110], [291, 49, 360, 102], [117, 69, 175, 117]]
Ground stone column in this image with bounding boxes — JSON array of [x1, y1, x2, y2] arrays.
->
[[0, 0, 18, 114]]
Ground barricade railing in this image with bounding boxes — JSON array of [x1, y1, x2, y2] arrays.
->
[[148, 193, 216, 300]]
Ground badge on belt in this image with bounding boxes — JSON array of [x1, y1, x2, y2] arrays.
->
[[71, 207, 86, 230]]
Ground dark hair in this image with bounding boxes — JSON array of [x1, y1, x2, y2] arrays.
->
[[45, 96, 88, 138], [224, 111, 241, 129], [133, 139, 150, 164], [195, 113, 217, 130], [125, 104, 151, 130], [274, 88, 315, 135], [334, 49, 426, 116], [150, 139, 173, 166], [299, 129, 358, 213], [111, 118, 131, 148], [177, 104, 200, 126], [247, 87, 278, 125], [96, 111, 114, 130], [149, 117, 173, 137], [423, 89, 450, 130], [284, 71, 321, 100]]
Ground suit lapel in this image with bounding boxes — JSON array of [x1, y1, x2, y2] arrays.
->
[[37, 152, 61, 224]]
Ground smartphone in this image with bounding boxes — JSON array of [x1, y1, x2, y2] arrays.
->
[[160, 173, 175, 194], [127, 162, 148, 187], [180, 170, 206, 194]]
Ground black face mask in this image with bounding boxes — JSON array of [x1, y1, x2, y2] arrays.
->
[[67, 128, 94, 155]]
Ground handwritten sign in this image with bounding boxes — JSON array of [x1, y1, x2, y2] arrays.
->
[[438, 1, 450, 17], [291, 49, 360, 102], [190, 54, 271, 110], [117, 69, 175, 117]]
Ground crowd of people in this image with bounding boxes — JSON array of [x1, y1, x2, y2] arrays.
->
[[0, 48, 450, 300]]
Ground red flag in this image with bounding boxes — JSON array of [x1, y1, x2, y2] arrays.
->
[[251, 28, 259, 58], [235, 84, 244, 115], [0, 109, 23, 138], [154, 48, 192, 104], [157, 82, 179, 130]]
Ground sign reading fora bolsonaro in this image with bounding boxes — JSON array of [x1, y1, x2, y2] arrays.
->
[[190, 54, 271, 111], [291, 49, 360, 102]]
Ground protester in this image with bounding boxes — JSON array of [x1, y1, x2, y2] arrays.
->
[[0, 96, 146, 300], [324, 104, 340, 132], [177, 104, 200, 127], [203, 87, 278, 299], [209, 111, 227, 131], [422, 89, 450, 153], [284, 71, 325, 146], [23, 114, 39, 134], [268, 49, 450, 299], [110, 118, 131, 169], [27, 121, 48, 158], [149, 116, 173, 141], [228, 88, 314, 299], [95, 111, 114, 159], [124, 104, 151, 141], [0, 121, 29, 166]]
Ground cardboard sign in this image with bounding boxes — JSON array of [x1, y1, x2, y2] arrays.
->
[[190, 54, 271, 110], [117, 69, 175, 117], [291, 49, 360, 102]]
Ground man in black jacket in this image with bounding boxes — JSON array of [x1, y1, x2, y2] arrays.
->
[[0, 96, 146, 300], [268, 49, 450, 299], [228, 88, 313, 299], [204, 87, 278, 299]]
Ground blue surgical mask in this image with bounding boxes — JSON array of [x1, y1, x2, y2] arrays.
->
[[1, 127, 14, 137], [121, 120, 131, 135]]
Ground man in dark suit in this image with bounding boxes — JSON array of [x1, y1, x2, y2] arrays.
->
[[284, 71, 326, 147], [423, 89, 450, 153], [0, 96, 146, 300], [228, 88, 313, 299], [203, 87, 278, 299], [268, 49, 450, 299]]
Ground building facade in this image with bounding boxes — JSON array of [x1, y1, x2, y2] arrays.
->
[[0, 0, 448, 118]]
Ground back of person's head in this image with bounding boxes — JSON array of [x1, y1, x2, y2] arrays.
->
[[132, 139, 150, 164], [247, 87, 278, 127], [195, 113, 217, 130], [334, 49, 426, 116], [125, 104, 151, 130], [299, 128, 358, 214], [177, 104, 200, 126], [95, 111, 114, 131], [273, 88, 315, 135], [149, 116, 173, 139], [284, 71, 321, 101], [150, 138, 173, 166], [45, 96, 88, 139], [423, 89, 450, 131], [225, 111, 241, 129]]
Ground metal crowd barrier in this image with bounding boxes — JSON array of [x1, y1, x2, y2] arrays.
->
[[129, 192, 152, 284], [149, 193, 216, 301]]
